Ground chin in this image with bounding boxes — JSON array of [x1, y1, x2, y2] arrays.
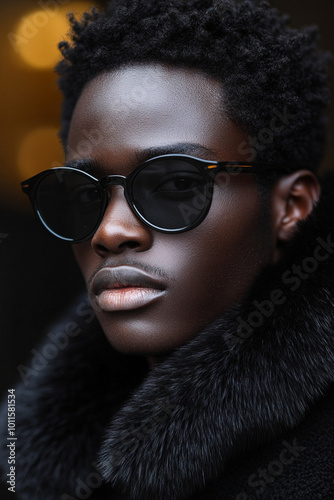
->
[[98, 319, 188, 357]]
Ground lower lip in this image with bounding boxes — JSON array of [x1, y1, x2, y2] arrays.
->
[[95, 287, 165, 312]]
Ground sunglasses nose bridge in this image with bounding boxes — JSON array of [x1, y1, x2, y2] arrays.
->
[[99, 175, 131, 212], [100, 175, 127, 190]]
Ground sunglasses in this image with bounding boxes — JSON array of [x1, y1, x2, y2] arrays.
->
[[21, 154, 288, 243]]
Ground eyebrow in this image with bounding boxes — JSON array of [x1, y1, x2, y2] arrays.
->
[[62, 157, 98, 173], [63, 142, 217, 174], [135, 143, 217, 164]]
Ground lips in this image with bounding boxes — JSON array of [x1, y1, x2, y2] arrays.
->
[[89, 266, 166, 312]]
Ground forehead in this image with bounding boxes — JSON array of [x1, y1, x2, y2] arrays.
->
[[67, 64, 248, 166]]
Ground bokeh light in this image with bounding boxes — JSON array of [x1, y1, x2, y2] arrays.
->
[[0, 1, 101, 209], [14, 2, 94, 70], [0, 0, 333, 212], [18, 127, 64, 181], [14, 11, 69, 70]]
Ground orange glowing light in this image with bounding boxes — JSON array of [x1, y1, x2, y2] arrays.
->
[[11, 2, 95, 70], [18, 127, 64, 181]]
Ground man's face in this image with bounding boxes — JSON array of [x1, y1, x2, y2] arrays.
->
[[68, 64, 275, 356]]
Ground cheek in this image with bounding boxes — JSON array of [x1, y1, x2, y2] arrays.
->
[[72, 243, 97, 281], [172, 182, 270, 314]]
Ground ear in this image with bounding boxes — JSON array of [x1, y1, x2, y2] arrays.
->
[[271, 170, 321, 263]]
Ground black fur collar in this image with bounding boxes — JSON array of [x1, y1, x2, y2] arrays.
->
[[3, 171, 334, 500]]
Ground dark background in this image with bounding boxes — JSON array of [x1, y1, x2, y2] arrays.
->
[[1, 0, 333, 498]]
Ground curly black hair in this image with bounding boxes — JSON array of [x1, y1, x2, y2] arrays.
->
[[57, 0, 330, 192]]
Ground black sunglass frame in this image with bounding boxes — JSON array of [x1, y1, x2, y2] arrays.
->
[[21, 154, 290, 242]]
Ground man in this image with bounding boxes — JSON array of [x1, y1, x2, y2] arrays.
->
[[1, 0, 334, 498]]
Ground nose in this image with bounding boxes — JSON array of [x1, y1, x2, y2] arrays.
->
[[91, 185, 153, 256]]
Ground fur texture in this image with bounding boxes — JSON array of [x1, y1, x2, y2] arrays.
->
[[1, 171, 334, 499]]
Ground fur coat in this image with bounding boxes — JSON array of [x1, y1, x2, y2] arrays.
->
[[1, 171, 334, 500]]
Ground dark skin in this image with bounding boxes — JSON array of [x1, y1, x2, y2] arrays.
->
[[67, 64, 320, 360]]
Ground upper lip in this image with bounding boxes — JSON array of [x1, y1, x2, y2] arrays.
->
[[90, 265, 167, 297]]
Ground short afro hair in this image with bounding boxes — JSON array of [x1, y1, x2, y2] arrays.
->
[[57, 0, 331, 174]]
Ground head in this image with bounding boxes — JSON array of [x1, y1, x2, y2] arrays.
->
[[51, 0, 329, 357]]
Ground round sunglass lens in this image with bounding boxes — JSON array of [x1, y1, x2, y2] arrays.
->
[[35, 170, 102, 241], [131, 158, 211, 230]]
